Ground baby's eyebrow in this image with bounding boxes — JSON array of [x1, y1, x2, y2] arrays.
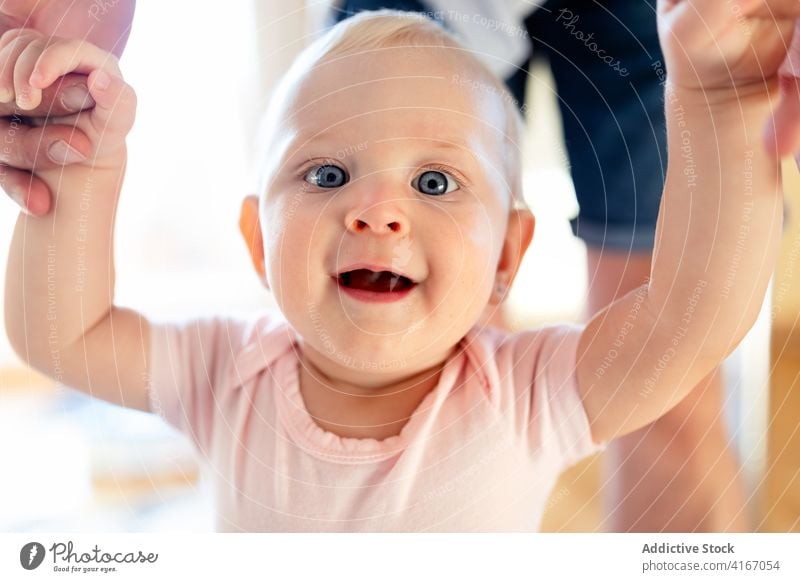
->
[[374, 136, 476, 157], [284, 130, 484, 171], [318, 134, 479, 160], [376, 136, 487, 170], [292, 126, 338, 146]]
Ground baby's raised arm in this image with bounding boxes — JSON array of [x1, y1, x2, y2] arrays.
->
[[2, 29, 150, 411], [575, 0, 792, 442]]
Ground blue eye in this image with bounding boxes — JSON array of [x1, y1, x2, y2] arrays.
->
[[305, 164, 348, 188], [415, 169, 458, 196]]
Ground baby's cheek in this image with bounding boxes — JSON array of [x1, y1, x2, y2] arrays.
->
[[263, 204, 314, 302], [461, 219, 504, 308], [460, 212, 501, 273], [431, 227, 495, 312]]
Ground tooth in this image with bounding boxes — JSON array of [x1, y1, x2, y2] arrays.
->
[[389, 274, 399, 291]]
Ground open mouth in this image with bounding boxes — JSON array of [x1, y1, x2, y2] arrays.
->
[[337, 269, 417, 293]]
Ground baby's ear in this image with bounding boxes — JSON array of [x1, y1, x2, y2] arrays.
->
[[490, 208, 535, 305], [239, 195, 268, 288]]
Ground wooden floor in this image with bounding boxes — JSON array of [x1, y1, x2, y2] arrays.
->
[[761, 325, 800, 532]]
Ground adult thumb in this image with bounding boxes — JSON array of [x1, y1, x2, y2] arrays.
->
[[763, 75, 800, 160]]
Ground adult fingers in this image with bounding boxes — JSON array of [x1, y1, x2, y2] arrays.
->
[[745, 0, 800, 19], [43, 74, 95, 113], [0, 165, 52, 215], [669, 0, 800, 28], [763, 75, 800, 157], [0, 116, 91, 168], [0, 73, 96, 117]]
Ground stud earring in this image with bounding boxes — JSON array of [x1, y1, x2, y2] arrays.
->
[[495, 280, 508, 299]]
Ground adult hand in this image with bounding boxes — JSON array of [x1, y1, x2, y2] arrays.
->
[[764, 19, 800, 161], [659, 1, 800, 163], [0, 0, 135, 215]]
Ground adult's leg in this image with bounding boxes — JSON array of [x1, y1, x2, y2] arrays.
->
[[529, 0, 749, 531], [329, 0, 440, 25], [587, 249, 750, 531]]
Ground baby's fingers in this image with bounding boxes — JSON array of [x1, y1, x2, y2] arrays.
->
[[0, 29, 38, 104], [13, 37, 47, 110], [86, 69, 136, 139], [28, 39, 120, 93]]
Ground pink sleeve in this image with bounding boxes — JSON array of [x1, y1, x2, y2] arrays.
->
[[146, 316, 248, 455], [527, 325, 606, 470]]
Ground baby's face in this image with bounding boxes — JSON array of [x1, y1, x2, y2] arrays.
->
[[257, 46, 528, 378]]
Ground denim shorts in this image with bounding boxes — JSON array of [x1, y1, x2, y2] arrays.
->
[[330, 0, 666, 252]]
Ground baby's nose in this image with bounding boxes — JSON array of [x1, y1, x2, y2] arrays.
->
[[345, 204, 408, 236]]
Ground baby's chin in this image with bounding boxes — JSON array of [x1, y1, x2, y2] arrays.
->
[[299, 321, 455, 372], [315, 325, 422, 364], [310, 342, 462, 392]]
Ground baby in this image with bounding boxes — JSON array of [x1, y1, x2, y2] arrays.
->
[[3, 6, 787, 531]]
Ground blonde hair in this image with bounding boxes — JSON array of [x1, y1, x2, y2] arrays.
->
[[257, 9, 528, 211]]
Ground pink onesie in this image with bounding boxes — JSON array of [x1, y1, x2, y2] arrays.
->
[[147, 313, 605, 531]]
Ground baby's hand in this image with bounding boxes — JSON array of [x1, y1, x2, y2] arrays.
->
[[657, 0, 800, 103], [0, 28, 135, 164]]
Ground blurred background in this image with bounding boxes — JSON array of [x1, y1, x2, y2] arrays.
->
[[0, 0, 797, 532]]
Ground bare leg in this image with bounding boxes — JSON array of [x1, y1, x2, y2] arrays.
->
[[588, 248, 750, 532]]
